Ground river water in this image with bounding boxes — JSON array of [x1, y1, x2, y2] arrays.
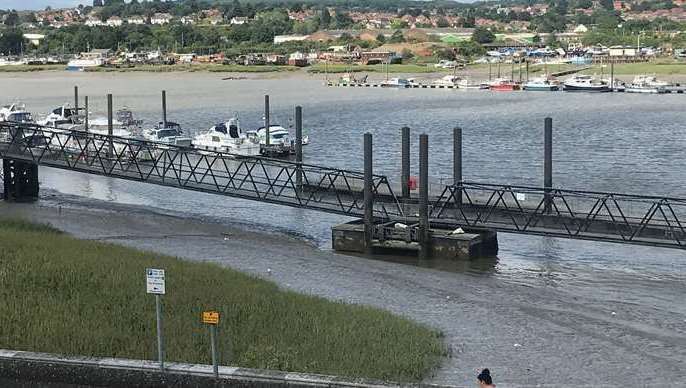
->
[[1, 71, 685, 386]]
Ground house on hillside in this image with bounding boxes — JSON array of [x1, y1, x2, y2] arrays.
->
[[106, 16, 123, 27], [127, 15, 145, 25], [230, 17, 249, 25], [151, 13, 172, 25], [85, 16, 105, 27]]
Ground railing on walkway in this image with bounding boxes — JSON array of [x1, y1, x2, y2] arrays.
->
[[2, 121, 685, 249], [0, 122, 403, 219]]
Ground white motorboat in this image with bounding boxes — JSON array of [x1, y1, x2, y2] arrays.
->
[[456, 78, 489, 89], [0, 103, 34, 123], [37, 105, 81, 128], [380, 78, 411, 88], [563, 75, 611, 92], [66, 57, 104, 71], [432, 75, 461, 87], [523, 76, 560, 91], [625, 75, 668, 94], [192, 118, 261, 157], [141, 122, 192, 147]]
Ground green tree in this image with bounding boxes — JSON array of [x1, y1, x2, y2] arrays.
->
[[376, 33, 386, 43], [319, 8, 331, 29], [388, 29, 405, 43], [93, 0, 103, 6], [390, 19, 409, 29], [3, 10, 19, 26], [471, 27, 495, 44]]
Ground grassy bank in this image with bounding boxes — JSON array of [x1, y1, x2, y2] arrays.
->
[[0, 64, 65, 72], [87, 64, 298, 73], [308, 63, 445, 74], [0, 218, 444, 382]]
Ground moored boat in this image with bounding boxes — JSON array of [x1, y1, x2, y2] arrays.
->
[[380, 78, 411, 88], [489, 78, 521, 91], [523, 76, 560, 91], [192, 118, 261, 157], [625, 75, 668, 94], [563, 75, 611, 92]]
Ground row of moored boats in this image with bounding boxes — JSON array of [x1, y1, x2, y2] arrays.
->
[[0, 103, 309, 158], [380, 74, 672, 94]]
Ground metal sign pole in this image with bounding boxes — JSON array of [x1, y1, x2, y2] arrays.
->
[[156, 294, 164, 371], [210, 325, 218, 378]]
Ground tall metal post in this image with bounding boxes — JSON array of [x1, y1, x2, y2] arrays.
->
[[295, 106, 303, 194], [526, 60, 530, 82], [162, 90, 167, 128], [74, 86, 79, 117], [453, 127, 462, 207], [155, 294, 165, 371], [401, 126, 410, 199], [363, 133, 374, 253], [84, 96, 89, 130], [107, 94, 114, 158], [610, 61, 615, 91], [488, 61, 492, 81], [264, 95, 270, 147], [210, 325, 218, 378], [419, 134, 429, 259], [544, 118, 553, 213]]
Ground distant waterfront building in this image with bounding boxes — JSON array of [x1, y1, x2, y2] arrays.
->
[[23, 33, 45, 47], [274, 34, 308, 44]]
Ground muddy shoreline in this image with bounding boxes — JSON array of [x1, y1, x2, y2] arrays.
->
[[1, 192, 685, 387]]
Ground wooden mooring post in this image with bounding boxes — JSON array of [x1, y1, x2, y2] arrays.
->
[[419, 133, 430, 259], [295, 106, 303, 194], [453, 127, 462, 207], [544, 117, 553, 213]]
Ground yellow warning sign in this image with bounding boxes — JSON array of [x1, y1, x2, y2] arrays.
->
[[202, 311, 220, 325]]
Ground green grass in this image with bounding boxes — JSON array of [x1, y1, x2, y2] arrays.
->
[[87, 64, 298, 73], [0, 218, 445, 382], [0, 64, 65, 72], [308, 63, 446, 74]]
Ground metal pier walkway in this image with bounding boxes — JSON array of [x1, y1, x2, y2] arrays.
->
[[1, 122, 684, 249]]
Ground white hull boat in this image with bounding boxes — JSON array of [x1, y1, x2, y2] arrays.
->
[[192, 118, 261, 157]]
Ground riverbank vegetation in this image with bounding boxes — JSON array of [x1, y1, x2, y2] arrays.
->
[[0, 217, 445, 382]]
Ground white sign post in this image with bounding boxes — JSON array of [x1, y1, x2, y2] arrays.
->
[[146, 268, 166, 371]]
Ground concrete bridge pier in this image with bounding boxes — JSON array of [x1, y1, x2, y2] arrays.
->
[[2, 158, 39, 202]]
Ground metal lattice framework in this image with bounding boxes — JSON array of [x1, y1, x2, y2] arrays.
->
[[430, 182, 686, 248], [0, 122, 403, 218], [2, 122, 686, 249]]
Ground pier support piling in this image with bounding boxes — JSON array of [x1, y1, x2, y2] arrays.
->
[[264, 95, 270, 146], [2, 158, 39, 202], [107, 94, 114, 158], [74, 86, 79, 116], [453, 127, 462, 207], [295, 106, 303, 194], [610, 62, 615, 91], [419, 133, 430, 259], [544, 117, 553, 213], [84, 96, 89, 130], [162, 90, 167, 128], [363, 133, 374, 254], [401, 126, 410, 199]]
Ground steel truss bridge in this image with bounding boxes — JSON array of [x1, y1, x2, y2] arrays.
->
[[1, 121, 684, 250]]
